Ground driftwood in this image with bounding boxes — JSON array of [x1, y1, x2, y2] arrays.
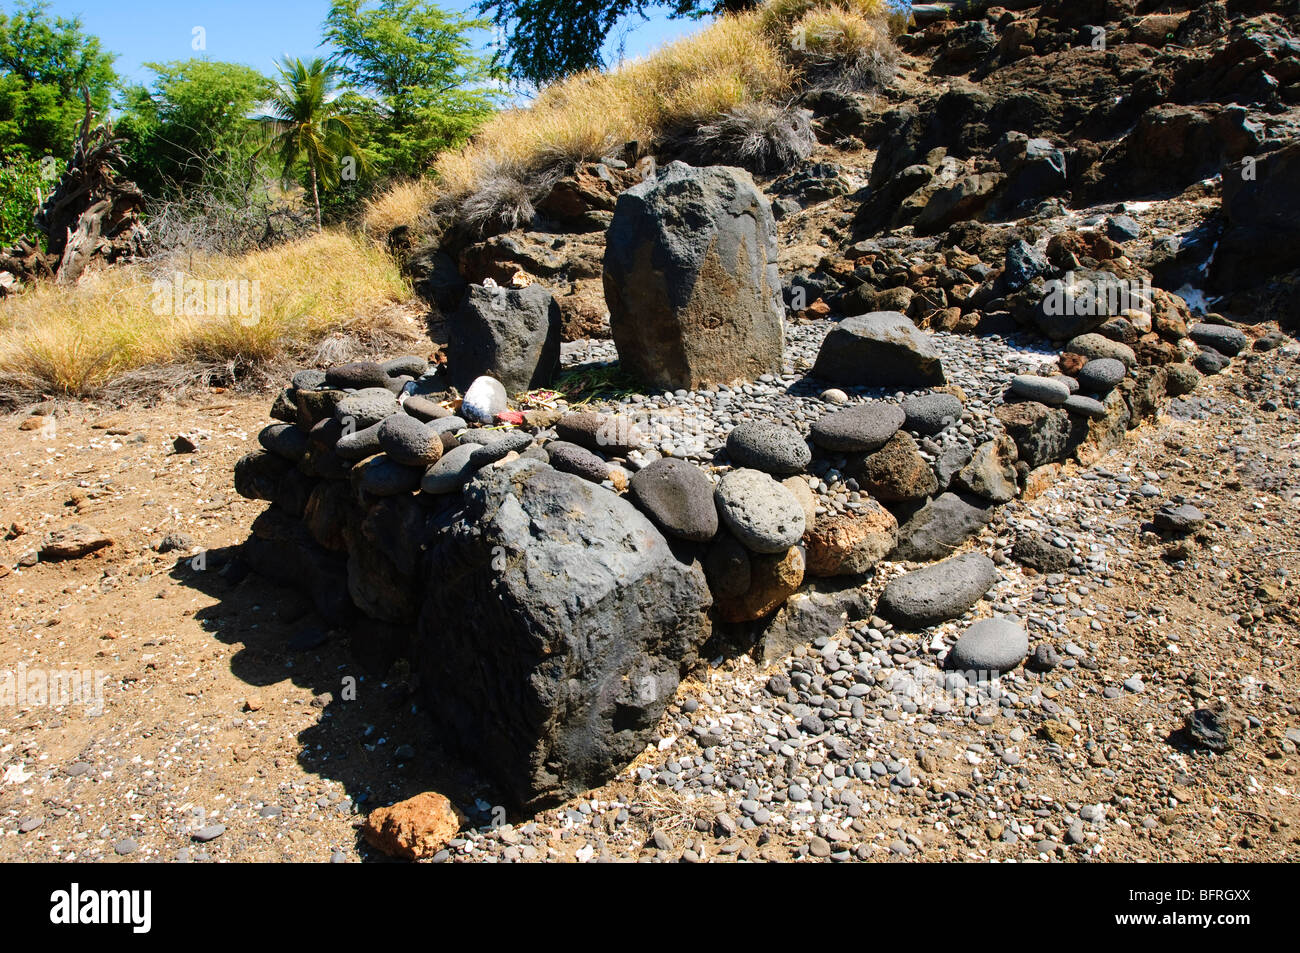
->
[[0, 91, 150, 291]]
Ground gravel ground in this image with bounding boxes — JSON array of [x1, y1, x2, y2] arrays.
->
[[1, 334, 1297, 863]]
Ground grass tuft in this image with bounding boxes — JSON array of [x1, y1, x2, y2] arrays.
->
[[0, 231, 412, 398], [369, 0, 902, 235]]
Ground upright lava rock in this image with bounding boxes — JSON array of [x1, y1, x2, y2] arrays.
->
[[417, 458, 712, 809], [603, 162, 784, 390]]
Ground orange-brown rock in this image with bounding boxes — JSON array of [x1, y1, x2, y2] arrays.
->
[[714, 545, 805, 622], [804, 502, 898, 577], [362, 792, 465, 861]]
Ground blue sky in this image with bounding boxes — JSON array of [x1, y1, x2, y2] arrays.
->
[[34, 0, 706, 90]]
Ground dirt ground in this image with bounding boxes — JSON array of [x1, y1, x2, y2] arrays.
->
[[1, 341, 1298, 863]]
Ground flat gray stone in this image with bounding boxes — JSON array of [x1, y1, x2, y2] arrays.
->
[[1063, 394, 1107, 419], [878, 552, 999, 628], [810, 402, 905, 453], [1009, 375, 1070, 405]]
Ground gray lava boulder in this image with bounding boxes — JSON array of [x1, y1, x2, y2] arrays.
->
[[417, 459, 712, 808], [892, 492, 994, 562], [725, 420, 811, 476], [878, 552, 999, 628], [447, 283, 562, 395], [812, 312, 945, 388], [714, 468, 806, 554], [603, 162, 784, 390]]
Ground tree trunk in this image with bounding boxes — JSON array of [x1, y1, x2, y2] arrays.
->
[[310, 160, 322, 231]]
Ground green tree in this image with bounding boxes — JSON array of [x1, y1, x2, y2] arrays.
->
[[0, 0, 117, 161], [478, 0, 752, 86], [0, 151, 60, 245], [324, 0, 501, 176], [117, 59, 272, 198], [264, 56, 367, 229]]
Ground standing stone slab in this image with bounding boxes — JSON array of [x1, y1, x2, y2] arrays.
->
[[417, 460, 712, 809], [603, 162, 784, 390], [447, 283, 562, 395]]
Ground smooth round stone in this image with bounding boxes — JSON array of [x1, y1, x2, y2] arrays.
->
[[878, 552, 998, 628], [1077, 358, 1126, 393], [1009, 375, 1070, 405], [1062, 394, 1107, 419], [725, 421, 811, 476], [468, 430, 534, 464], [334, 389, 400, 429], [355, 455, 423, 495], [426, 415, 467, 436], [714, 468, 806, 554], [382, 355, 429, 378], [420, 443, 481, 494], [326, 360, 389, 390], [820, 388, 849, 404], [555, 411, 642, 454], [809, 402, 905, 452], [462, 376, 508, 423], [258, 423, 308, 461], [1189, 322, 1248, 357], [291, 368, 327, 390], [335, 421, 382, 460], [547, 440, 611, 484], [629, 458, 719, 542], [901, 393, 963, 435], [948, 618, 1029, 674], [402, 394, 450, 422], [1194, 348, 1230, 375], [378, 413, 444, 466]]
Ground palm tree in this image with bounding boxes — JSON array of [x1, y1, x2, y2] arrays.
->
[[263, 57, 364, 229]]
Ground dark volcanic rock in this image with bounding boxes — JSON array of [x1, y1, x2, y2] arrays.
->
[[892, 492, 995, 562], [417, 459, 712, 808], [447, 282, 562, 395], [812, 312, 945, 388], [725, 420, 812, 477], [629, 458, 719, 543]]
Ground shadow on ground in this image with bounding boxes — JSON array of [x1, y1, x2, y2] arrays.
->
[[169, 544, 506, 860]]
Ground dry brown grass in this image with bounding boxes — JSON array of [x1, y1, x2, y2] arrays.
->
[[0, 231, 413, 398], [362, 0, 900, 237]]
